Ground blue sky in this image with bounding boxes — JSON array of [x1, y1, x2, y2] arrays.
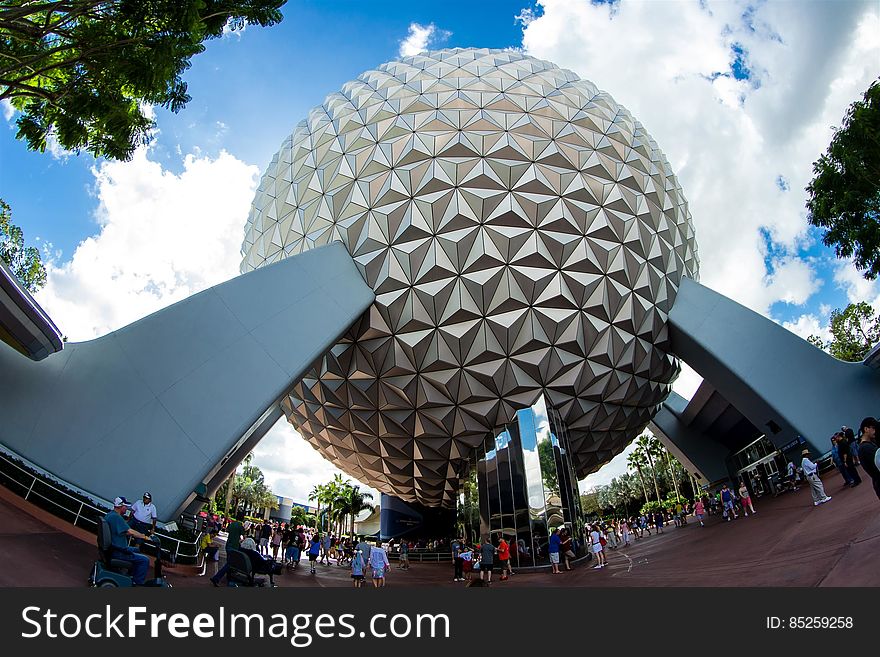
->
[[1, 0, 878, 500]]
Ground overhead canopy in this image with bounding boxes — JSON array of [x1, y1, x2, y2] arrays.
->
[[0, 259, 62, 361]]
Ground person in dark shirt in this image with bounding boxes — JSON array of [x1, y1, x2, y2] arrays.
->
[[210, 514, 244, 586], [839, 429, 862, 486], [104, 496, 151, 584], [479, 537, 496, 584], [451, 536, 463, 582], [857, 417, 880, 502]]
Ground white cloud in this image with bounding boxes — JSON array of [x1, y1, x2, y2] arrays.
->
[[222, 20, 247, 40], [580, 440, 638, 492], [514, 7, 538, 28], [1, 98, 14, 122], [399, 22, 451, 57], [520, 0, 880, 316], [833, 260, 880, 309], [44, 130, 75, 161], [782, 313, 830, 343], [36, 147, 260, 339], [250, 419, 380, 506], [672, 362, 703, 401], [763, 256, 822, 306]]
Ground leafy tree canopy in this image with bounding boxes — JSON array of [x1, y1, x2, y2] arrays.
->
[[0, 1, 286, 160], [215, 452, 277, 517], [808, 301, 880, 362], [806, 79, 880, 279], [537, 434, 560, 495], [0, 198, 46, 292]]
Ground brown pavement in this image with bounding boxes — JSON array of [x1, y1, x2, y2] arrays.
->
[[1, 471, 878, 587]]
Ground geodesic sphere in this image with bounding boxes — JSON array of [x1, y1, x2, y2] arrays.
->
[[241, 48, 699, 506]]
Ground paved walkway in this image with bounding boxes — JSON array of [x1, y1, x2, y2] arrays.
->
[[1, 471, 878, 587]]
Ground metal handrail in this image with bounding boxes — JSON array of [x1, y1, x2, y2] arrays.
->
[[0, 448, 200, 562]]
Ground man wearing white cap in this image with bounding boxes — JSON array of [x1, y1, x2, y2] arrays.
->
[[801, 449, 831, 507], [129, 492, 157, 547], [104, 497, 151, 584]]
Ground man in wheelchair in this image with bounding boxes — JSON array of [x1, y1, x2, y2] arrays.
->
[[103, 496, 153, 585]]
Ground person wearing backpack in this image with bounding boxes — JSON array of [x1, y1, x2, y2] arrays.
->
[[350, 542, 366, 588]]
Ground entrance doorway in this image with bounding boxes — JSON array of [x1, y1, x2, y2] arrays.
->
[[737, 454, 779, 497]]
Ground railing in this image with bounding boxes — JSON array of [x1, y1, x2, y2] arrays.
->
[[0, 448, 201, 563], [388, 549, 450, 563]]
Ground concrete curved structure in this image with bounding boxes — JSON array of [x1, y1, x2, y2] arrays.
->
[[242, 48, 699, 505], [0, 244, 373, 520]]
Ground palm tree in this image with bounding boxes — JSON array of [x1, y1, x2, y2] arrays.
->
[[636, 434, 662, 503], [661, 443, 682, 502], [336, 484, 374, 536], [308, 484, 325, 530], [627, 449, 650, 504], [690, 472, 700, 498], [290, 505, 309, 527], [323, 474, 347, 534]]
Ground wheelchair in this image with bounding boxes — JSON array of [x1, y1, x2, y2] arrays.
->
[[89, 519, 171, 587], [226, 548, 281, 587]]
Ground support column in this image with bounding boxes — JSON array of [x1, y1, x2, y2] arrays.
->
[[668, 277, 880, 457], [0, 243, 374, 520]]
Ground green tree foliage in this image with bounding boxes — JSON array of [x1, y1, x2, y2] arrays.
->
[[214, 452, 277, 517], [590, 433, 694, 520], [806, 79, 880, 279], [333, 483, 373, 537], [0, 198, 46, 292], [579, 492, 599, 518], [639, 500, 663, 515], [288, 506, 315, 528], [0, 1, 286, 160], [537, 434, 559, 495], [806, 334, 825, 350], [308, 474, 373, 535], [626, 448, 650, 504], [635, 433, 662, 503], [808, 302, 880, 362]]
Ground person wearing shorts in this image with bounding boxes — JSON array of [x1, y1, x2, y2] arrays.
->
[[259, 522, 272, 555], [479, 538, 496, 584], [738, 481, 755, 516], [548, 528, 561, 574], [351, 546, 366, 587], [321, 533, 332, 565], [308, 534, 321, 574], [496, 536, 512, 579], [369, 540, 390, 587], [720, 483, 737, 520], [693, 498, 706, 526], [590, 525, 607, 569]]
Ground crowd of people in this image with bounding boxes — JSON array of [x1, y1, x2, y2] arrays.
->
[[204, 518, 400, 587], [101, 417, 879, 587], [583, 417, 880, 555]]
